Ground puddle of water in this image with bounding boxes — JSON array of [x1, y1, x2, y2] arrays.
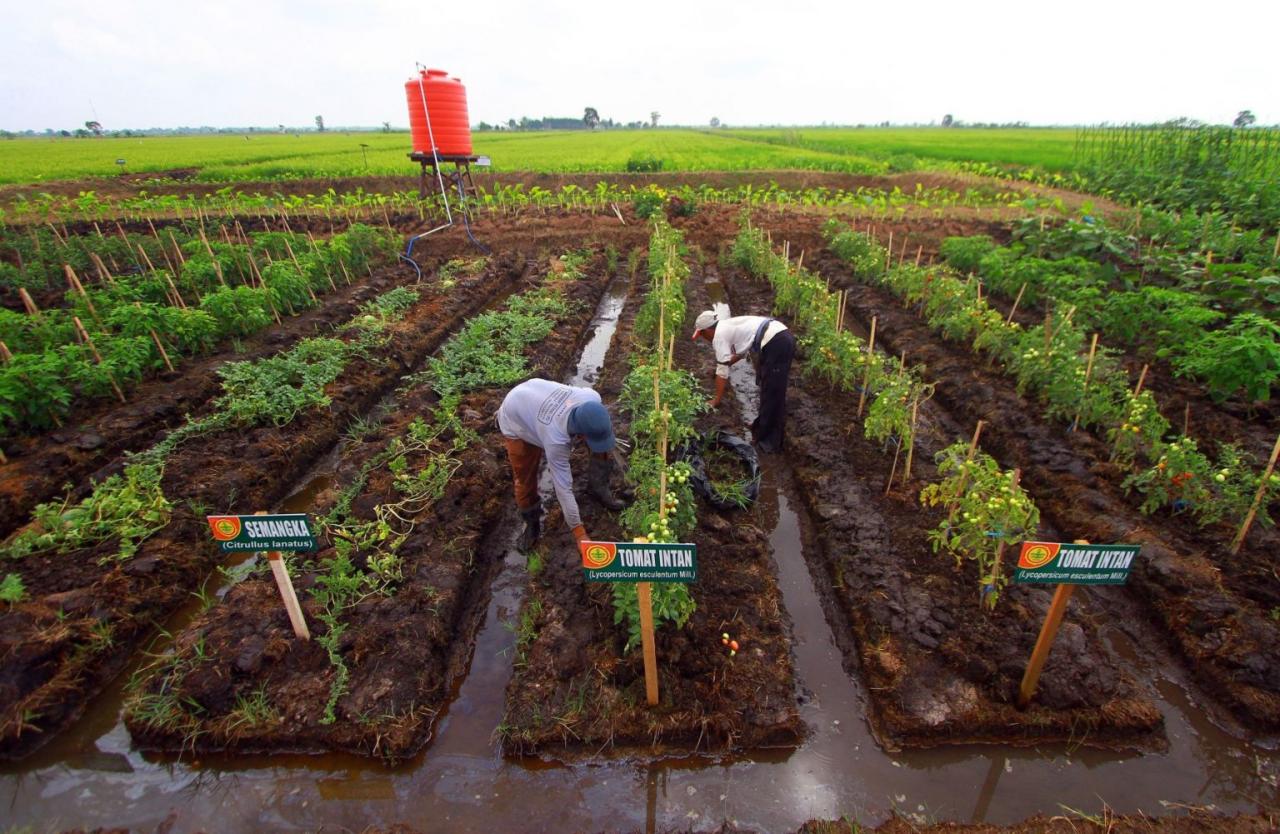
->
[[3, 273, 1278, 832]]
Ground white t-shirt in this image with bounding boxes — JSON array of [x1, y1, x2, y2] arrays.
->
[[711, 316, 787, 379], [497, 378, 602, 530]]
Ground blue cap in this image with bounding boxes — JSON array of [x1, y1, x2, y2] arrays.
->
[[567, 401, 615, 453]]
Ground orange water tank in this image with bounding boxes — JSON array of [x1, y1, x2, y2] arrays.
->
[[405, 68, 472, 157]]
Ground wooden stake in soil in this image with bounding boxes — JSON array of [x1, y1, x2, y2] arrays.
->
[[901, 395, 920, 489], [73, 316, 126, 402], [135, 302, 175, 372], [985, 469, 1021, 609], [199, 229, 228, 286], [1006, 283, 1027, 325], [857, 316, 877, 418], [64, 265, 100, 325], [89, 251, 116, 285], [1017, 582, 1075, 708], [18, 288, 41, 319], [1071, 333, 1100, 432], [945, 420, 986, 522], [254, 512, 311, 640], [1230, 432, 1280, 554]]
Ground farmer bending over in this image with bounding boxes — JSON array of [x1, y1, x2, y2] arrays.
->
[[691, 310, 796, 453], [498, 378, 625, 551]]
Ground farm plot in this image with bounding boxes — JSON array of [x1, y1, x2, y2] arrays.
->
[[500, 221, 802, 757], [692, 207, 1278, 735], [0, 222, 404, 535], [124, 250, 614, 761], [0, 243, 529, 760], [711, 215, 1162, 749]]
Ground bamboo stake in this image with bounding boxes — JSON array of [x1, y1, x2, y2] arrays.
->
[[1133, 363, 1149, 396], [167, 230, 187, 266], [115, 222, 143, 271], [885, 231, 894, 271], [89, 252, 116, 285], [134, 302, 175, 372], [986, 469, 1021, 608], [18, 288, 41, 319], [1072, 334, 1100, 431], [856, 316, 877, 417], [64, 265, 100, 325], [1006, 283, 1027, 325], [914, 245, 923, 267], [901, 395, 920, 489], [945, 421, 986, 521], [73, 316, 125, 402], [1231, 433, 1280, 553], [0, 342, 10, 361], [885, 435, 903, 496], [199, 229, 228, 286]]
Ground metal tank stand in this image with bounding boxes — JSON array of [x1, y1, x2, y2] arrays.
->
[[401, 152, 491, 277]]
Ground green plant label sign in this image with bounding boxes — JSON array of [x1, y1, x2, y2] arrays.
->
[[579, 540, 697, 583], [1013, 541, 1139, 585], [207, 514, 317, 552]]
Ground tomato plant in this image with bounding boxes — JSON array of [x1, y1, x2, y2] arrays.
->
[[920, 441, 1040, 610]]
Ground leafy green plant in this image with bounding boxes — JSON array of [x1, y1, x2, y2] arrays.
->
[[939, 235, 997, 273], [1171, 313, 1280, 403], [2, 458, 171, 563], [0, 572, 24, 603], [920, 441, 1040, 610]]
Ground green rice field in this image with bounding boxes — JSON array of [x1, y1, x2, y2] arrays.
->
[[0, 127, 1078, 184]]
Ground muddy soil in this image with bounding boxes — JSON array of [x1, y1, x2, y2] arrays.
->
[[747, 219, 1280, 732], [0, 255, 528, 761], [500, 247, 802, 757], [351, 810, 1277, 834], [124, 255, 613, 761], [711, 248, 1163, 750]]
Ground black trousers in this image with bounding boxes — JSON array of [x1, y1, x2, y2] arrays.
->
[[751, 329, 795, 453]]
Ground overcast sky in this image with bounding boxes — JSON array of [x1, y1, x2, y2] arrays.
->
[[1, 0, 1275, 131]]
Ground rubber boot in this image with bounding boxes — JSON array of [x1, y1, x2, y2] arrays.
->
[[518, 504, 541, 551], [587, 456, 626, 511]]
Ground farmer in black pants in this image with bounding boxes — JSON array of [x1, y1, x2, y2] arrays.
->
[[692, 310, 796, 453]]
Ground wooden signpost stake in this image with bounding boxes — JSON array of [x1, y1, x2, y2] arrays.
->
[[266, 549, 311, 640], [1018, 584, 1075, 708], [1014, 539, 1139, 707], [209, 512, 314, 639], [254, 510, 311, 640]]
